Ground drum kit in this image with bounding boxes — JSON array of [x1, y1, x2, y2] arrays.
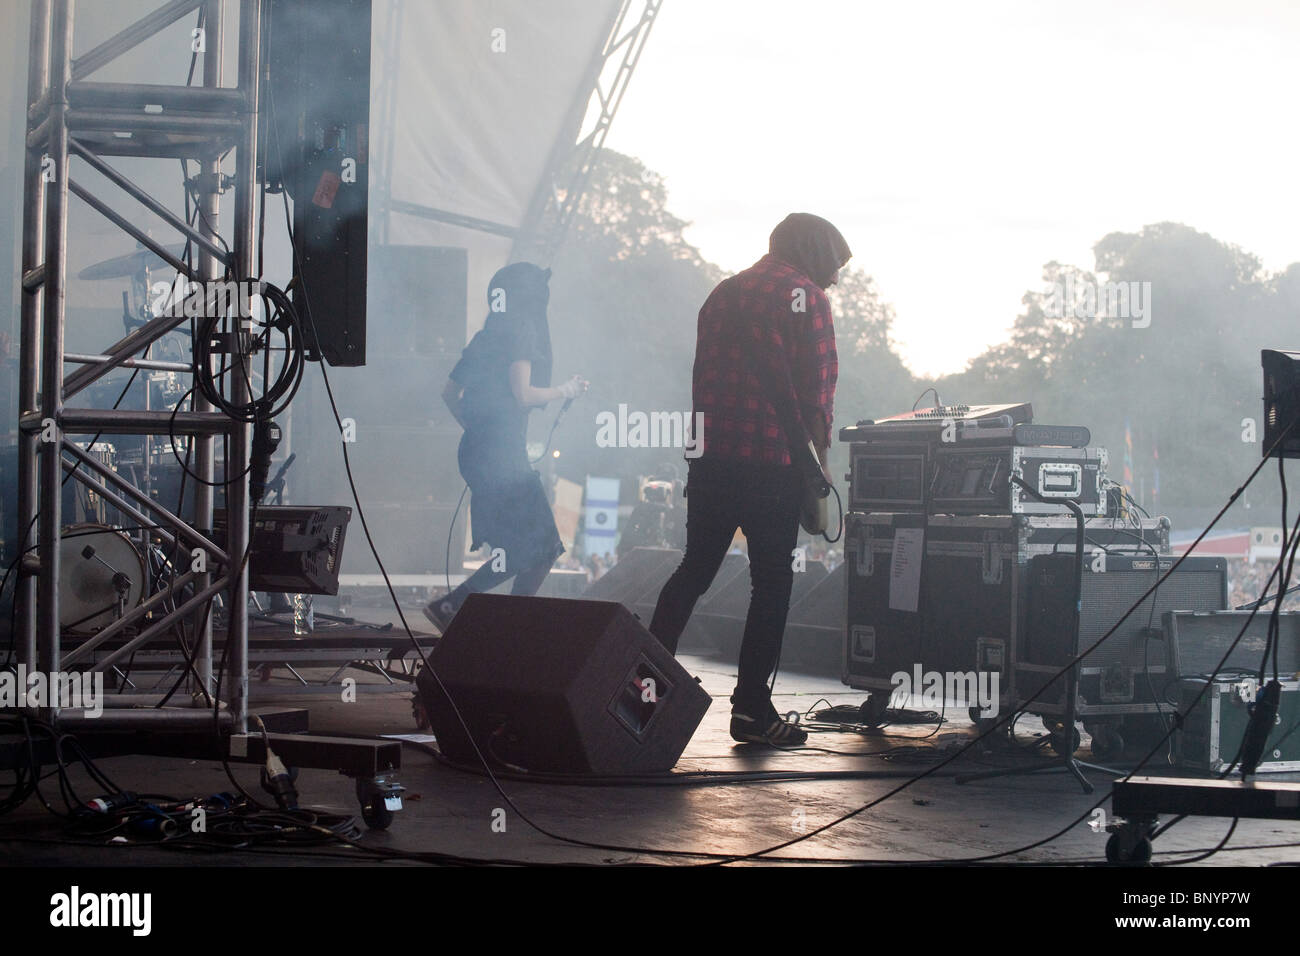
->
[[57, 523, 146, 632]]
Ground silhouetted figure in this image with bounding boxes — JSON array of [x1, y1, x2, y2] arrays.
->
[[425, 263, 586, 630], [649, 213, 851, 745]]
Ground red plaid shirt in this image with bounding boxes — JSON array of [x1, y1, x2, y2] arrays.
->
[[692, 254, 838, 465]]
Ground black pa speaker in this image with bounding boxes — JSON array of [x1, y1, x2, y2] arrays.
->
[[1262, 349, 1300, 458], [266, 0, 372, 366], [417, 594, 711, 773]]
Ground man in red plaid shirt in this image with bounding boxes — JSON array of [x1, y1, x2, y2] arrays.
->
[[649, 213, 851, 745]]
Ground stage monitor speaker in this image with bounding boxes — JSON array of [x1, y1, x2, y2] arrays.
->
[[215, 505, 351, 594], [582, 547, 681, 608], [417, 594, 710, 773], [691, 552, 750, 614]]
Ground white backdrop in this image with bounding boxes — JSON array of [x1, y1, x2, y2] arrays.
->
[[371, 0, 620, 336]]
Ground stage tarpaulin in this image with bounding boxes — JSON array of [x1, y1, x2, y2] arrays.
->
[[371, 0, 622, 336]]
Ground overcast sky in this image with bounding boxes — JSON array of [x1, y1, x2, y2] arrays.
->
[[603, 0, 1300, 377]]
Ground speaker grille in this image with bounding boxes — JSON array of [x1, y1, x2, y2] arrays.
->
[[1078, 559, 1226, 669]]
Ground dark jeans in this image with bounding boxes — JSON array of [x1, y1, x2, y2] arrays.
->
[[648, 457, 802, 715], [443, 429, 563, 613], [442, 557, 551, 613]]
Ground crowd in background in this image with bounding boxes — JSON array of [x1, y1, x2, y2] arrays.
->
[[1227, 557, 1300, 611]]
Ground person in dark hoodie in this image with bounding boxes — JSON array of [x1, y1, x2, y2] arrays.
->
[[424, 262, 587, 630], [648, 213, 851, 746]]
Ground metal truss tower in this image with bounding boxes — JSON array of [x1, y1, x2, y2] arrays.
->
[[18, 0, 257, 733]]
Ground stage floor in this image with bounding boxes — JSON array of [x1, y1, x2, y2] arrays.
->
[[2, 625, 1297, 867]]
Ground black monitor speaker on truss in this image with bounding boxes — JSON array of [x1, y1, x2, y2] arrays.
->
[[264, 0, 372, 367], [1263, 349, 1300, 459]]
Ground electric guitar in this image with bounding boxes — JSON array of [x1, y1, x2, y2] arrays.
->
[[795, 439, 831, 535]]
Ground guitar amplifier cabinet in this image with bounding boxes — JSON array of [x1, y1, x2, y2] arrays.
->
[[1175, 678, 1300, 773], [1163, 610, 1300, 680], [1017, 554, 1227, 718], [843, 512, 1016, 712]]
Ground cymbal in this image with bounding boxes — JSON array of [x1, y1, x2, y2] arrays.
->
[[79, 244, 187, 281]]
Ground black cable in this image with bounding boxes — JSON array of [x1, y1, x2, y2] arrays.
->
[[1155, 818, 1240, 867], [911, 386, 941, 411], [167, 383, 250, 488], [819, 482, 844, 544], [444, 483, 469, 596], [192, 280, 303, 423], [1266, 458, 1295, 682]]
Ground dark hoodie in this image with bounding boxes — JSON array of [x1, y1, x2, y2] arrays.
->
[[768, 213, 852, 289]]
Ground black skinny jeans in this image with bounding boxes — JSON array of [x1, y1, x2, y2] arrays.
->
[[648, 456, 802, 715]]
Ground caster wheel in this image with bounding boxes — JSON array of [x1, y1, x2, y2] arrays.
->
[[1106, 831, 1153, 864], [859, 692, 891, 728], [1090, 727, 1124, 759], [355, 778, 394, 830], [1049, 726, 1081, 756]]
